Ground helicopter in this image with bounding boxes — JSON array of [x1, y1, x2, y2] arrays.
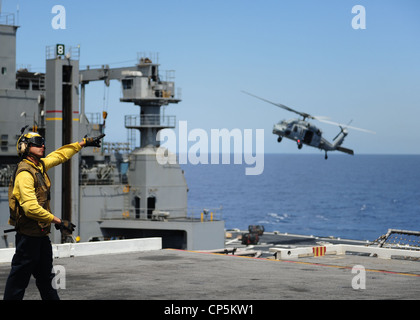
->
[[242, 91, 375, 159]]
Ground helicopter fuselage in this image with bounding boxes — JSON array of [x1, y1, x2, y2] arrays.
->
[[241, 91, 370, 159], [273, 119, 323, 148], [272, 118, 352, 158]]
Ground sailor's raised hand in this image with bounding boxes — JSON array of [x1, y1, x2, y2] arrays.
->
[[83, 134, 105, 147]]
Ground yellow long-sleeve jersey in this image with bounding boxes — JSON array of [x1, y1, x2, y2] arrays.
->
[[12, 142, 82, 223]]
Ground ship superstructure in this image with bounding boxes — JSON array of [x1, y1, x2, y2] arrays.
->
[[0, 13, 224, 250]]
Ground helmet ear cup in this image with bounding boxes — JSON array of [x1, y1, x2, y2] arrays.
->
[[17, 140, 27, 156], [19, 142, 26, 153]]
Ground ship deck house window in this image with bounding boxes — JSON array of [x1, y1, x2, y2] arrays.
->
[[147, 197, 156, 219], [122, 79, 133, 90], [1, 135, 8, 151]]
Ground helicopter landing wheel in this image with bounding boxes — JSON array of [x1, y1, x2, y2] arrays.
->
[[298, 143, 302, 149], [277, 137, 282, 143], [325, 152, 328, 160]]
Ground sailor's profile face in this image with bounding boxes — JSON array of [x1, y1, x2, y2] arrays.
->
[[29, 144, 45, 158]]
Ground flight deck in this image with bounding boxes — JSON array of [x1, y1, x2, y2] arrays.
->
[[1, 231, 418, 300]]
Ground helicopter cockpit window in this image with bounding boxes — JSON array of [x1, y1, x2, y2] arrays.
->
[[293, 126, 298, 132]]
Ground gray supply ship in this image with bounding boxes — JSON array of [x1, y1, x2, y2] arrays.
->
[[0, 13, 224, 250], [1, 11, 420, 303]]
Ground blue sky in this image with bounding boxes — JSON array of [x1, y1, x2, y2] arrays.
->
[[2, 0, 419, 154]]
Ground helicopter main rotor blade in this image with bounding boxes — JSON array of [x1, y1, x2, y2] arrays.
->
[[242, 91, 375, 134], [317, 119, 376, 134], [241, 91, 314, 119], [312, 115, 330, 121]]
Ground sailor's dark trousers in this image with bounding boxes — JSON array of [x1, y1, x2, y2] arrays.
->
[[3, 233, 60, 300]]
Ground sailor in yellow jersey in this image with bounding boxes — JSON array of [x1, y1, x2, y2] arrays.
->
[[3, 130, 105, 300]]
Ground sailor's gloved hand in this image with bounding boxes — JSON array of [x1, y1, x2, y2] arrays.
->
[[83, 134, 105, 147], [55, 220, 76, 233]]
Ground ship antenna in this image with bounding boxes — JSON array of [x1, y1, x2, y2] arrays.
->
[[17, 2, 20, 25]]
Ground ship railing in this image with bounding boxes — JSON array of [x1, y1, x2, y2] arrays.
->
[[15, 74, 46, 91], [137, 52, 159, 65], [187, 206, 223, 222], [101, 208, 151, 220], [369, 228, 420, 251], [79, 170, 128, 186], [85, 112, 102, 124], [0, 13, 15, 26], [100, 206, 222, 222], [101, 207, 183, 221], [102, 142, 131, 154], [45, 45, 80, 60], [0, 165, 15, 187], [125, 114, 176, 128]]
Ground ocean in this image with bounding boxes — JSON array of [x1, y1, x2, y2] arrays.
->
[[181, 154, 420, 241]]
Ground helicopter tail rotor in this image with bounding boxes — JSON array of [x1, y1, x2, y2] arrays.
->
[[333, 126, 348, 141]]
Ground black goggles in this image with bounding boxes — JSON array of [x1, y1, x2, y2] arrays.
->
[[28, 136, 45, 147]]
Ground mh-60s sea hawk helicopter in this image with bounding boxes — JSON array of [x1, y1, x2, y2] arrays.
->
[[242, 91, 375, 159]]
